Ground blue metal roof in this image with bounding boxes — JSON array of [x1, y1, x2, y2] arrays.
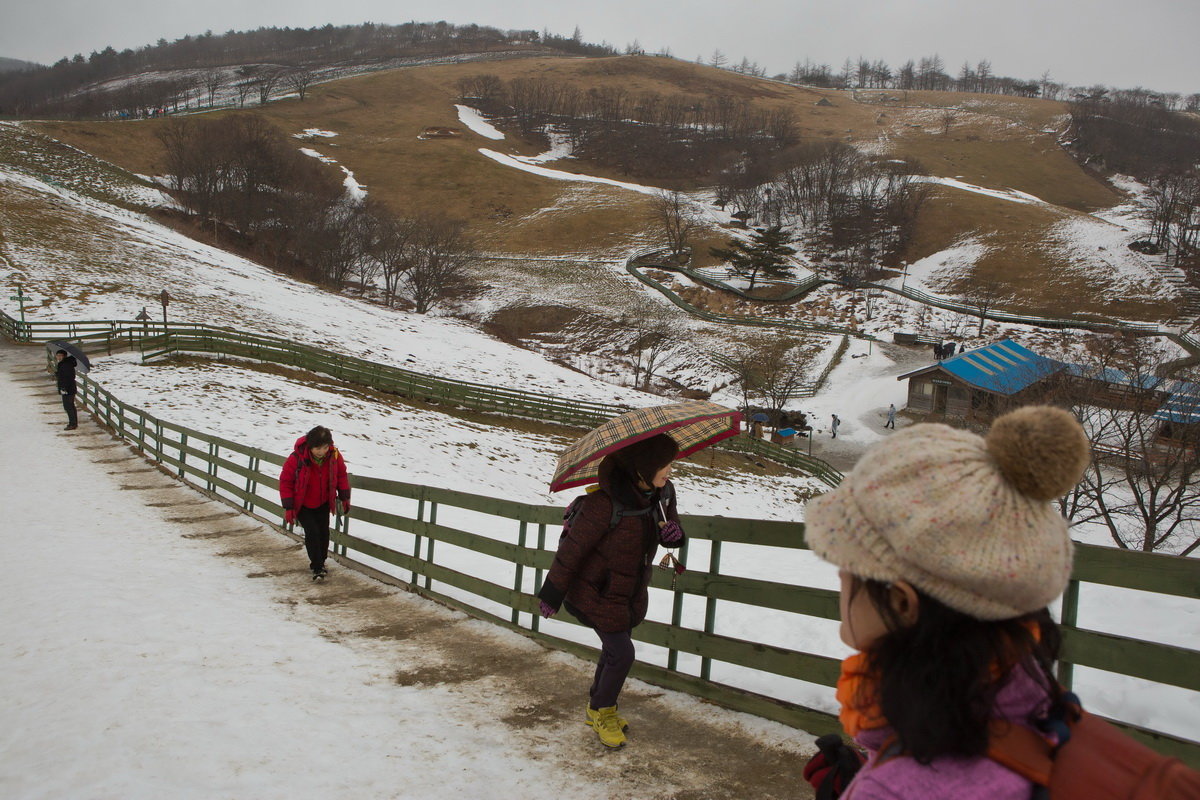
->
[[1062, 364, 1170, 392], [937, 339, 1065, 395], [1154, 380, 1200, 425]]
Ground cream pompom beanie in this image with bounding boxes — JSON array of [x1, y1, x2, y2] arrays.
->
[[805, 406, 1090, 620]]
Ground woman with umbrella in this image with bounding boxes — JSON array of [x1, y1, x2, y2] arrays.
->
[[539, 401, 741, 749]]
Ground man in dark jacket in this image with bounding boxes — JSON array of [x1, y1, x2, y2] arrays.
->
[[55, 350, 78, 430], [538, 434, 685, 749]]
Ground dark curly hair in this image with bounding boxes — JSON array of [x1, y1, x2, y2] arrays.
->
[[850, 576, 1063, 764], [306, 425, 333, 448]]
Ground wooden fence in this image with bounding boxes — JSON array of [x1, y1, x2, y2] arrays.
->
[[64, 367, 1200, 768], [5, 310, 843, 487]]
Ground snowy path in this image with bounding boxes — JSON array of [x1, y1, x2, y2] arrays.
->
[[0, 341, 816, 800]]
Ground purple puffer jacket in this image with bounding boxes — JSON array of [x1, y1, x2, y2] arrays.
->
[[843, 664, 1052, 800]]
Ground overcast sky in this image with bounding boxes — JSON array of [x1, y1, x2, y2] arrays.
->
[[2, 0, 1197, 95]]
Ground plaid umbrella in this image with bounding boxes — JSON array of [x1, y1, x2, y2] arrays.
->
[[550, 400, 742, 492]]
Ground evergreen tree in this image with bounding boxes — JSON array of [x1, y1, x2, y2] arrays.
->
[[709, 225, 797, 291]]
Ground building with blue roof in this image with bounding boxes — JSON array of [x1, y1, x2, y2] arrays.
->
[[897, 339, 1067, 419], [898, 338, 1200, 448]]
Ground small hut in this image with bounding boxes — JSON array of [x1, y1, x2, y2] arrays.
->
[[898, 339, 1064, 421]]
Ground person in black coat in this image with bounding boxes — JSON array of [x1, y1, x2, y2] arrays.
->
[[538, 434, 685, 749], [55, 350, 78, 430]]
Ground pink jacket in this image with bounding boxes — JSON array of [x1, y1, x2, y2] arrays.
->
[[844, 665, 1051, 800]]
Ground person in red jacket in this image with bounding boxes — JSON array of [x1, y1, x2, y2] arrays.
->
[[279, 426, 351, 581], [537, 433, 686, 749]]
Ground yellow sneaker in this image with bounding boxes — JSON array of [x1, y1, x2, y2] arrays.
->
[[585, 704, 628, 731], [586, 705, 627, 748]]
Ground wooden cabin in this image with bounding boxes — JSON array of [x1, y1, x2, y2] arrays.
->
[[898, 339, 1066, 422]]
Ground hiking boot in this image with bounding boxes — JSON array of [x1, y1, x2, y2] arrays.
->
[[585, 704, 628, 732], [586, 705, 627, 748], [64, 424, 77, 430]]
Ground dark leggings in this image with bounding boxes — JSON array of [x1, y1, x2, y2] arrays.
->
[[62, 393, 77, 426], [297, 504, 331, 571], [589, 628, 636, 709]]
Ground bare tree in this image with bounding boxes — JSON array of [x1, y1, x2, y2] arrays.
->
[[285, 68, 316, 101], [655, 191, 700, 264], [200, 69, 225, 107], [722, 337, 811, 423], [233, 81, 253, 108], [400, 215, 476, 314], [366, 206, 419, 307], [939, 108, 957, 136], [963, 279, 1007, 335], [1055, 338, 1200, 555], [255, 69, 283, 105], [620, 299, 683, 390]]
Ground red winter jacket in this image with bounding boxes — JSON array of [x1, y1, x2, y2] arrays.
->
[[279, 435, 350, 513]]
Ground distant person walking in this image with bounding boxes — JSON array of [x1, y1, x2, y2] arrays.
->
[[831, 414, 841, 439], [885, 404, 896, 429], [279, 426, 351, 581], [54, 349, 78, 431]]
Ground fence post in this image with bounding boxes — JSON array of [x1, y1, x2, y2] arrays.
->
[[532, 523, 547, 634], [154, 421, 164, 463], [413, 495, 425, 586], [513, 520, 528, 625], [178, 433, 188, 478], [1057, 578, 1080, 690], [244, 455, 259, 512], [206, 442, 219, 493], [700, 540, 722, 681], [423, 502, 438, 591], [668, 536, 689, 672]]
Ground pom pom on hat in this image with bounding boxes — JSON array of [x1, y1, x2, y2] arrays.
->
[[805, 405, 1089, 620], [986, 406, 1090, 501]]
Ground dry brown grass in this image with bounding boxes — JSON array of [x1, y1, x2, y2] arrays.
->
[[27, 55, 1174, 322], [907, 187, 1177, 320]]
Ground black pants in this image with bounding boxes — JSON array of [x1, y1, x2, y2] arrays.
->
[[61, 393, 77, 426], [589, 628, 636, 709], [297, 504, 331, 571]]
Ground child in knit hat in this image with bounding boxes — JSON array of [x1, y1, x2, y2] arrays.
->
[[804, 406, 1091, 800]]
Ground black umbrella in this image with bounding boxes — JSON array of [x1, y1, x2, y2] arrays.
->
[[47, 340, 91, 373]]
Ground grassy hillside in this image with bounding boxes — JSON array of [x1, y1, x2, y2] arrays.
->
[[24, 54, 1177, 322]]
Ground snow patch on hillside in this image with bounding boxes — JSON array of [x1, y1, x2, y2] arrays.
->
[[299, 147, 337, 164], [455, 104, 505, 140], [479, 148, 662, 195], [0, 166, 652, 408], [903, 238, 991, 291], [1044, 215, 1173, 299], [919, 176, 1047, 206]]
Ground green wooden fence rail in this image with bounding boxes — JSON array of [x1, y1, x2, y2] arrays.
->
[[5, 308, 843, 486], [631, 247, 1171, 337], [56, 366, 1200, 767]]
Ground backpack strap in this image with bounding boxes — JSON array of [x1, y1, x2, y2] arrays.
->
[[609, 496, 653, 528], [986, 720, 1055, 786]]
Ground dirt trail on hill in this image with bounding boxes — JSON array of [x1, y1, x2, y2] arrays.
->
[[6, 340, 816, 800]]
